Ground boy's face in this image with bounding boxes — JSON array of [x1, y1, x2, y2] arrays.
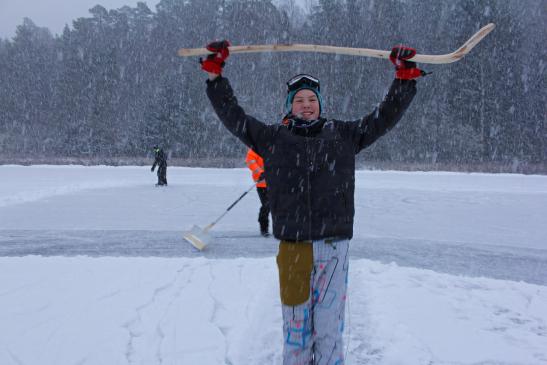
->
[[291, 89, 320, 120]]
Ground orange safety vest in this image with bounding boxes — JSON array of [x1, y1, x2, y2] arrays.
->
[[245, 149, 266, 188]]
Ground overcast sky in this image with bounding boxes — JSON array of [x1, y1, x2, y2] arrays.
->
[[0, 0, 312, 39], [0, 0, 160, 39]]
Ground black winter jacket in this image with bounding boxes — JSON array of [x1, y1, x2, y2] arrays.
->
[[152, 149, 167, 169], [207, 77, 416, 241]]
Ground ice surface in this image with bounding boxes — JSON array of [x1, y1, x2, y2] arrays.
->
[[0, 165, 546, 364]]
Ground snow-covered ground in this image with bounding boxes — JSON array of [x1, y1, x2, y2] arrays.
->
[[1, 165, 546, 364]]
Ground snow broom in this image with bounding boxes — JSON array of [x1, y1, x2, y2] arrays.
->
[[183, 182, 260, 250], [178, 23, 495, 64]]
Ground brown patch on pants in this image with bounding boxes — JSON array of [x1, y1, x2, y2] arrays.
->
[[276, 240, 313, 306]]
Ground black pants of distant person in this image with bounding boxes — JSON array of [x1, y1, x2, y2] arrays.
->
[[157, 165, 167, 186], [257, 187, 270, 236]]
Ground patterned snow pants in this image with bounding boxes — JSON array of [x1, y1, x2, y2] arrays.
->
[[278, 239, 349, 365]]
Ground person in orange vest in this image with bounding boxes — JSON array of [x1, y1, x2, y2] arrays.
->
[[245, 148, 270, 236]]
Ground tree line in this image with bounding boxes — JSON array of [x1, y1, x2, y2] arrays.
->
[[0, 0, 544, 172]]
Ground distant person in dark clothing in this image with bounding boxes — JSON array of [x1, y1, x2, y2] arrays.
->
[[151, 146, 168, 186], [246, 148, 270, 236]]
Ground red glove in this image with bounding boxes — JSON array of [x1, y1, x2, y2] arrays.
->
[[389, 46, 428, 80], [200, 40, 231, 74]]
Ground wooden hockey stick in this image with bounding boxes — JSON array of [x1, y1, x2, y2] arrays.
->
[[178, 23, 494, 64]]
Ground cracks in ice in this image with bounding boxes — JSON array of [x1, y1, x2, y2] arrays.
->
[[206, 263, 233, 365], [154, 264, 195, 364], [123, 263, 192, 365], [5, 347, 25, 365], [98, 289, 121, 301], [0, 281, 42, 298]]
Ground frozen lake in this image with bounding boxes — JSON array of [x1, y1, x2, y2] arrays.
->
[[1, 165, 546, 364], [1, 166, 546, 284]]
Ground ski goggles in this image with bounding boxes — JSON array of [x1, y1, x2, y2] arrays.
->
[[286, 74, 320, 93]]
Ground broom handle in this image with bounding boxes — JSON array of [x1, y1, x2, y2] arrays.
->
[[204, 180, 264, 232]]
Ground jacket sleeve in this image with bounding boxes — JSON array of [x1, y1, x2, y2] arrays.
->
[[206, 76, 270, 152], [337, 79, 417, 152]]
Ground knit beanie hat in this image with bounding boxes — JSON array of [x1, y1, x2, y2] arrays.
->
[[285, 74, 323, 115]]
